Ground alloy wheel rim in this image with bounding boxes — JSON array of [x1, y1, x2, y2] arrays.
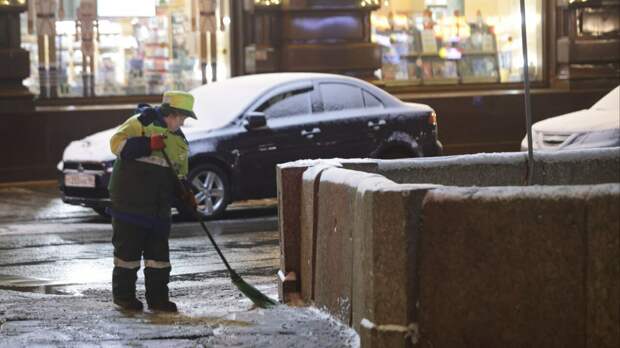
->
[[191, 170, 225, 215]]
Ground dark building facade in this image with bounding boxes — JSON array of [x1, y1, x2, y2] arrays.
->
[[0, 0, 618, 182]]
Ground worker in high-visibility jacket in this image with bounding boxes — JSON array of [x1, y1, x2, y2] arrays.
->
[[108, 91, 197, 312]]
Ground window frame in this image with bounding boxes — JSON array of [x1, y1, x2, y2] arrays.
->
[[256, 87, 314, 119], [318, 82, 365, 113], [362, 89, 385, 109]]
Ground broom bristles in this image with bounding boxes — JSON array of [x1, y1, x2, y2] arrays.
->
[[230, 271, 278, 308]]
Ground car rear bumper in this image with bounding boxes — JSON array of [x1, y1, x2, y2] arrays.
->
[[59, 162, 112, 209]]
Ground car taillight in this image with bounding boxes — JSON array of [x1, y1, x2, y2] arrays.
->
[[428, 111, 437, 126]]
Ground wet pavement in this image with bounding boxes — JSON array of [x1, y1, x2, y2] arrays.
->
[[0, 183, 358, 347]]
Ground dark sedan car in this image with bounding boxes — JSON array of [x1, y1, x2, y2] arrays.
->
[[59, 73, 442, 218]]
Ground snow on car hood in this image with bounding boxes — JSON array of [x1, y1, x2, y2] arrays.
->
[[533, 85, 619, 134], [61, 123, 217, 163], [62, 128, 117, 163], [532, 108, 620, 134]]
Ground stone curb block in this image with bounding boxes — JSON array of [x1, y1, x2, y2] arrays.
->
[[532, 147, 620, 185], [418, 184, 619, 347], [353, 181, 439, 348], [313, 167, 386, 324], [300, 163, 340, 302]]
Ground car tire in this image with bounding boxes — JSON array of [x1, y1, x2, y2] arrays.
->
[[182, 163, 230, 220]]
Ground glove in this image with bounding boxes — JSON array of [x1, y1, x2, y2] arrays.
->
[[150, 134, 166, 151]]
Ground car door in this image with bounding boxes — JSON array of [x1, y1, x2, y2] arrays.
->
[[361, 88, 392, 155], [235, 84, 322, 198], [313, 82, 388, 159]]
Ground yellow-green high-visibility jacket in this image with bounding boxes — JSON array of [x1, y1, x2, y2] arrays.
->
[[108, 114, 189, 220]]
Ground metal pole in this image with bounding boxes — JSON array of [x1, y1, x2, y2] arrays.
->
[[520, 0, 535, 185]]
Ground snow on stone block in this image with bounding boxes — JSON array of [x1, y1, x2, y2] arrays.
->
[[532, 147, 620, 185], [377, 152, 527, 186]]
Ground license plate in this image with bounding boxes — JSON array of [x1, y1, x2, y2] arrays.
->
[[65, 173, 96, 188]]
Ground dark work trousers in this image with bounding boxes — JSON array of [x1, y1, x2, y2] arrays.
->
[[112, 218, 172, 306]]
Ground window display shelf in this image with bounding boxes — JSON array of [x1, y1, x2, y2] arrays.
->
[[379, 26, 500, 86], [371, 0, 543, 87]]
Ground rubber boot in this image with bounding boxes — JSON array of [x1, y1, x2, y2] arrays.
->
[[145, 267, 177, 312], [112, 267, 143, 311]]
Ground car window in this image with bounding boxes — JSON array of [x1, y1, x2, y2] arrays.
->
[[363, 90, 384, 109], [256, 88, 313, 119], [320, 83, 364, 112]]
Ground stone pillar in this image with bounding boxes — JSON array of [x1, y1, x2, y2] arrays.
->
[[0, 0, 33, 112]]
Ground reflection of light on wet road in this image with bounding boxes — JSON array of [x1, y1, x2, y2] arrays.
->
[[33, 197, 94, 220], [57, 259, 112, 284], [0, 273, 78, 295], [0, 186, 97, 223]]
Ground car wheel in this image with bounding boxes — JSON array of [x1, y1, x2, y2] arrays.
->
[[185, 163, 229, 219]]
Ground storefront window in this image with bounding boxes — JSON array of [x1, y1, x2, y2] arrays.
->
[[372, 0, 543, 86], [21, 0, 231, 98]]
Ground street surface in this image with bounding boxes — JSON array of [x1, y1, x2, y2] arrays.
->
[[0, 183, 358, 347]]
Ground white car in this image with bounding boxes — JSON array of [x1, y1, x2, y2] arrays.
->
[[521, 86, 620, 151]]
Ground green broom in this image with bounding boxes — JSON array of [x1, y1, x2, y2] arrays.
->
[[161, 149, 278, 308]]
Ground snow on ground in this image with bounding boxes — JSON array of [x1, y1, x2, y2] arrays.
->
[[0, 283, 358, 347]]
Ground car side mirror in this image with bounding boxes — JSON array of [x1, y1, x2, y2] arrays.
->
[[244, 111, 267, 130]]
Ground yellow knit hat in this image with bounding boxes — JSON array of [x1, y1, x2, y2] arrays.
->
[[162, 91, 196, 119]]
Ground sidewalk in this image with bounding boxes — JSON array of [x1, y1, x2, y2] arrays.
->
[[0, 182, 359, 347], [0, 287, 358, 347]]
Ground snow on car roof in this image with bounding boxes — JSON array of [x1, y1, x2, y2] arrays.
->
[[185, 73, 363, 130], [184, 73, 399, 131]]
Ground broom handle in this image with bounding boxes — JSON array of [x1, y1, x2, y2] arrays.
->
[[160, 149, 235, 273]]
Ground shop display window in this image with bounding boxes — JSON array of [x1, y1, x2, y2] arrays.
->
[[21, 0, 230, 98], [371, 0, 543, 86]]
